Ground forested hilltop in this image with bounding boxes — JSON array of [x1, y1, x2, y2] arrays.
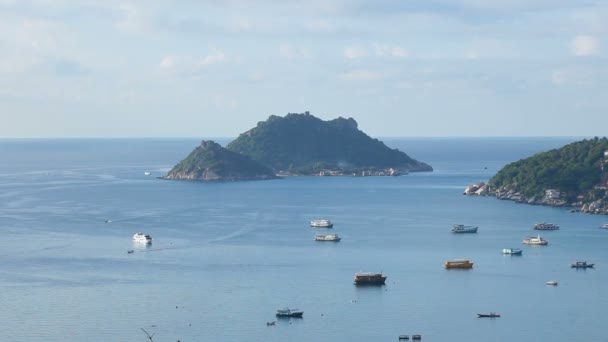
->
[[226, 112, 432, 175], [467, 137, 608, 214]]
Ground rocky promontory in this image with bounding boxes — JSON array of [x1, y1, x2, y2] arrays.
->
[[463, 137, 608, 215], [163, 140, 277, 181]]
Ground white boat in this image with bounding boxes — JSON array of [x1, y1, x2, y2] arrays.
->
[[315, 233, 341, 242], [144, 171, 151, 176], [133, 232, 152, 244], [310, 219, 333, 228], [522, 235, 548, 245], [502, 248, 523, 255], [546, 280, 558, 286], [451, 224, 478, 233], [534, 222, 559, 230], [600, 223, 608, 229]]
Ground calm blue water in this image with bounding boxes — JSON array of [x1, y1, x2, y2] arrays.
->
[[1, 137, 607, 342]]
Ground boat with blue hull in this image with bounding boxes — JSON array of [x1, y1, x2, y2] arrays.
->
[[502, 248, 522, 255], [452, 224, 478, 233]]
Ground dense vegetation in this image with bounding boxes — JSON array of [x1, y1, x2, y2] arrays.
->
[[489, 137, 608, 201], [166, 140, 276, 180], [226, 112, 432, 173]]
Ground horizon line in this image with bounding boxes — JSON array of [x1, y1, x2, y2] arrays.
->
[[0, 135, 600, 140]]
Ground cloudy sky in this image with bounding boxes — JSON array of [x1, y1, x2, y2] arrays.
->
[[1, 0, 606, 138]]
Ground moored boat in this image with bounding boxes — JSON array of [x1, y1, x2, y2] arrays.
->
[[275, 308, 303, 318], [502, 248, 522, 255], [477, 312, 500, 318], [522, 235, 548, 245], [571, 261, 594, 268], [534, 222, 559, 230], [315, 233, 341, 242], [451, 224, 478, 233], [133, 232, 152, 244], [444, 259, 473, 269], [353, 272, 387, 285], [310, 219, 333, 228]]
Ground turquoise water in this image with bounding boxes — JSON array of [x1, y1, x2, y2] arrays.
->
[[1, 137, 607, 341]]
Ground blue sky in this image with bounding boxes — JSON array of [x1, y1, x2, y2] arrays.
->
[[0, 0, 606, 138]]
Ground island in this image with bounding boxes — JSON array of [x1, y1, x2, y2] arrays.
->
[[464, 137, 608, 214], [162, 140, 277, 181], [226, 111, 432, 175], [163, 112, 432, 181]]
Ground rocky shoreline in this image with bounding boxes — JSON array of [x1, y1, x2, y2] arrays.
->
[[463, 182, 608, 215]]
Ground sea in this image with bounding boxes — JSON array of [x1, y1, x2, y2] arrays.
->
[[1, 137, 607, 342]]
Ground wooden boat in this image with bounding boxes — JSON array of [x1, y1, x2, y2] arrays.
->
[[353, 272, 387, 285], [571, 261, 594, 268], [477, 313, 500, 318], [276, 308, 303, 318], [444, 259, 473, 269]]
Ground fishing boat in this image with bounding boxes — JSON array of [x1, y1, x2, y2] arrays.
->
[[571, 261, 594, 268], [275, 308, 303, 318], [353, 272, 387, 285], [522, 235, 548, 245], [133, 232, 152, 244], [310, 219, 333, 228], [534, 222, 559, 230], [444, 259, 473, 269], [502, 248, 523, 255], [451, 224, 478, 233], [477, 313, 500, 318], [314, 233, 341, 242]]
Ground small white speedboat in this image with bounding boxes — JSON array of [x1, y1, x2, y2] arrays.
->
[[133, 232, 152, 244], [546, 280, 558, 286]]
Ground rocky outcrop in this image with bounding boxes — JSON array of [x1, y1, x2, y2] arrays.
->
[[163, 140, 278, 182], [464, 182, 608, 214]]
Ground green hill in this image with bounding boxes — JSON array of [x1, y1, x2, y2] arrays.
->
[[163, 140, 277, 181], [489, 137, 608, 201], [226, 112, 432, 174]]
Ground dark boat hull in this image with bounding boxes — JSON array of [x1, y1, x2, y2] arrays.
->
[[477, 314, 500, 318], [354, 277, 387, 286], [276, 312, 303, 318]]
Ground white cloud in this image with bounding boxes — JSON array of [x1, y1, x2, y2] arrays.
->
[[279, 44, 313, 59], [339, 69, 379, 81], [305, 19, 332, 32], [159, 48, 225, 72], [551, 70, 567, 85], [344, 46, 368, 59], [227, 17, 251, 32], [372, 44, 408, 58], [571, 35, 599, 56]]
